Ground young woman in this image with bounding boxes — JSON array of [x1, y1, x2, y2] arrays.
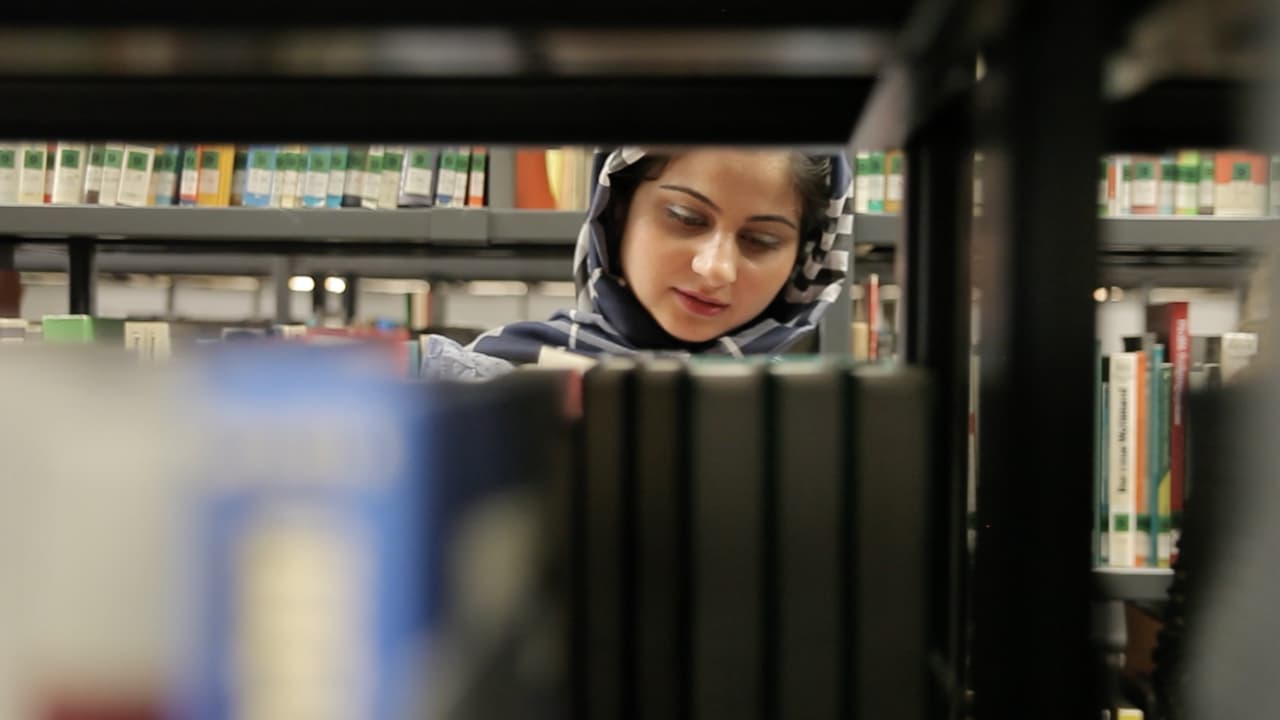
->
[[422, 146, 853, 380]]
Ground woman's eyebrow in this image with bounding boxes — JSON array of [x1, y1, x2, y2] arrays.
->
[[659, 184, 798, 230], [659, 184, 720, 210], [747, 214, 798, 230]]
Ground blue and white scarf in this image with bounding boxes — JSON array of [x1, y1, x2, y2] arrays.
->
[[467, 147, 853, 364]]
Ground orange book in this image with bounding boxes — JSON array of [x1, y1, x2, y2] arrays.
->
[[515, 148, 557, 209], [196, 143, 236, 206], [1213, 150, 1268, 217]]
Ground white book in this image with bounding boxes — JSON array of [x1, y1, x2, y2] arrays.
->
[[273, 144, 304, 209], [116, 145, 155, 207], [99, 142, 126, 207], [51, 142, 88, 204], [1108, 353, 1139, 567], [301, 145, 330, 208], [0, 143, 19, 203], [1157, 155, 1177, 215], [378, 145, 405, 209], [361, 144, 385, 209], [82, 144, 106, 203], [450, 147, 472, 208], [17, 143, 47, 204], [398, 146, 436, 207], [342, 146, 368, 206], [1198, 152, 1215, 213]]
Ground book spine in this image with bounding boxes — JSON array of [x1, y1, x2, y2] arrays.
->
[[82, 143, 105, 203], [866, 151, 886, 213], [243, 145, 276, 207], [302, 145, 331, 208], [1134, 350, 1149, 567], [117, 144, 155, 207], [1158, 154, 1177, 215], [1198, 151, 1215, 215], [177, 144, 200, 206], [342, 145, 368, 207], [51, 142, 87, 205], [1129, 155, 1159, 214], [1158, 363, 1173, 567], [1145, 345, 1163, 567], [1175, 150, 1199, 215], [435, 148, 456, 207], [398, 146, 437, 207], [1098, 156, 1110, 216], [451, 147, 471, 207], [150, 145, 180, 206], [378, 145, 404, 210], [361, 144, 385, 209], [17, 143, 47, 204], [326, 145, 349, 208], [1108, 353, 1138, 567], [43, 141, 55, 203], [99, 142, 125, 206], [229, 146, 249, 206], [854, 151, 870, 213], [885, 150, 904, 213], [0, 143, 16, 203], [467, 147, 488, 207]]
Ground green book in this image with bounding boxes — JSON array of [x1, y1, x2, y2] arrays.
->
[[42, 315, 95, 343]]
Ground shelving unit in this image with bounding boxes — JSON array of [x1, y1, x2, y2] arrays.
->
[[0, 3, 1268, 720]]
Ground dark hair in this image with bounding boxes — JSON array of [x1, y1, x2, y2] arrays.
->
[[601, 150, 832, 266]]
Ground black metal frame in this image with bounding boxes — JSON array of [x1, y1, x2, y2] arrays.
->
[[965, 3, 1101, 719]]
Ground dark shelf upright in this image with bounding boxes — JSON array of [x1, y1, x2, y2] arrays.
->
[[969, 2, 1102, 719]]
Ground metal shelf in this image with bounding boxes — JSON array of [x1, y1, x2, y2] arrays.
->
[[0, 205, 584, 246], [1101, 216, 1279, 251], [854, 213, 903, 247], [859, 214, 1278, 252], [1093, 567, 1174, 602], [13, 246, 574, 282]]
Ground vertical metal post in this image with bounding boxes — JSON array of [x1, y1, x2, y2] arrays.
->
[[970, 2, 1101, 719], [311, 274, 325, 323], [271, 255, 292, 325], [900, 92, 973, 720], [67, 239, 95, 316], [343, 274, 358, 325]]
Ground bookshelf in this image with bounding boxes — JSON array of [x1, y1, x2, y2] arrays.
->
[[0, 3, 1269, 720]]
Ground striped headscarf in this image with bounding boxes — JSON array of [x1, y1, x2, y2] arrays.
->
[[467, 147, 853, 364]]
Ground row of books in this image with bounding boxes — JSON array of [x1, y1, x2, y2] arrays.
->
[[0, 142, 604, 212], [1095, 300, 1260, 569], [0, 142, 490, 210], [0, 338, 927, 720], [853, 149, 906, 214], [1099, 150, 1278, 217]]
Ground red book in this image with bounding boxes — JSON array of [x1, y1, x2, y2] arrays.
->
[[1147, 301, 1189, 562]]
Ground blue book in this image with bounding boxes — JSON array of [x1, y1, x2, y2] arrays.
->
[[183, 344, 427, 720], [242, 145, 276, 207]]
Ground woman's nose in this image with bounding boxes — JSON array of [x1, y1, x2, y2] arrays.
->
[[690, 232, 737, 287]]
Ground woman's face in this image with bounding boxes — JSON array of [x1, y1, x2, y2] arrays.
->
[[620, 150, 803, 344]]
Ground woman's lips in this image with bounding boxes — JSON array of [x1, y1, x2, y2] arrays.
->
[[673, 288, 728, 317]]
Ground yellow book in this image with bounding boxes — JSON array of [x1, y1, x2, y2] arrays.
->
[[545, 148, 564, 208], [196, 143, 236, 206]]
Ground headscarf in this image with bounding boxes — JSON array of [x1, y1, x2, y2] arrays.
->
[[467, 147, 853, 363]]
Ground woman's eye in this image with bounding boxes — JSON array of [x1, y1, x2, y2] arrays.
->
[[665, 206, 706, 227], [744, 233, 782, 251]]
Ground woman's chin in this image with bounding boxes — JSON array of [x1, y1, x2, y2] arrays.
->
[[655, 314, 723, 345]]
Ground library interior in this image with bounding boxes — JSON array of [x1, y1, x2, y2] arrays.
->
[[1, 3, 1278, 719]]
